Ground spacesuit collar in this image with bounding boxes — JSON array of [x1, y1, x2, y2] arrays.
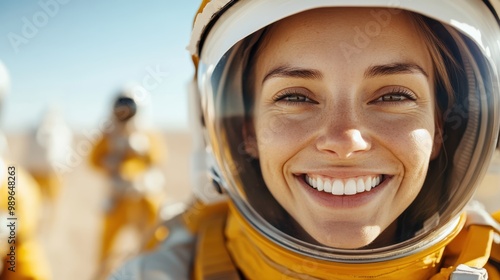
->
[[225, 202, 466, 279]]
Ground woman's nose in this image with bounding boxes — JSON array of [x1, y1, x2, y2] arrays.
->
[[315, 117, 371, 159]]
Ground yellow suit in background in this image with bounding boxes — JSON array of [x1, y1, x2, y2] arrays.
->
[[89, 91, 167, 264], [0, 159, 52, 280]]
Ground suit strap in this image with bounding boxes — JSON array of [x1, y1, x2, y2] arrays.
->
[[192, 202, 241, 280]]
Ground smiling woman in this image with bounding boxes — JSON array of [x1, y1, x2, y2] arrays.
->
[[194, 1, 500, 277], [112, 1, 500, 280]]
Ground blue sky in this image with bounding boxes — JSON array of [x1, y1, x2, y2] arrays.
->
[[0, 0, 200, 133]]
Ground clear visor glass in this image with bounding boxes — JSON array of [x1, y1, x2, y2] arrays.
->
[[198, 7, 500, 261]]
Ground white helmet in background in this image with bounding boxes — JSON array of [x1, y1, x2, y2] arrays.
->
[[189, 0, 500, 264], [0, 61, 9, 101], [24, 105, 73, 173]]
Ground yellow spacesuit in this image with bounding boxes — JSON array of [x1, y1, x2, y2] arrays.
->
[[90, 89, 166, 263], [0, 159, 52, 280], [111, 1, 500, 279]]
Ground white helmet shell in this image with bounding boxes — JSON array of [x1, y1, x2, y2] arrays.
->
[[190, 0, 500, 262], [0, 61, 10, 100]]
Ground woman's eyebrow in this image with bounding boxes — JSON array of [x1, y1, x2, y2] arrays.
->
[[262, 65, 323, 84], [364, 62, 429, 78]]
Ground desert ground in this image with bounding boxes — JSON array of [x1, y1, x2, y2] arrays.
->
[[4, 131, 500, 280]]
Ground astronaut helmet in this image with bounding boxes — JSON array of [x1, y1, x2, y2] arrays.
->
[[189, 0, 500, 262]]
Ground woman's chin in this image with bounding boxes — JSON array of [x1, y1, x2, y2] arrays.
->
[[316, 237, 375, 250], [307, 228, 382, 249]]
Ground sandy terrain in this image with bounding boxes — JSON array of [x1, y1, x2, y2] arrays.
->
[[4, 131, 500, 280]]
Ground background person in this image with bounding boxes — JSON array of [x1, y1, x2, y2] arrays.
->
[[23, 105, 73, 223], [89, 86, 167, 271]]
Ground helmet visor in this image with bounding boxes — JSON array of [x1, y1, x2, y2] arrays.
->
[[197, 3, 500, 261]]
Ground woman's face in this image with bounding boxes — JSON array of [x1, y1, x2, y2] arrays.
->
[[249, 8, 439, 249]]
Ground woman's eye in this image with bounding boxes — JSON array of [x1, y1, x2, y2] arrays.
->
[[281, 94, 311, 102], [378, 94, 409, 102], [273, 89, 317, 104], [373, 88, 417, 104]]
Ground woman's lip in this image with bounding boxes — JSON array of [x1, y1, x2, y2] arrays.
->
[[293, 170, 386, 179], [296, 174, 391, 208]]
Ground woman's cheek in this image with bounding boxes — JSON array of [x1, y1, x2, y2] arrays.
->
[[256, 113, 311, 149], [408, 128, 435, 159]]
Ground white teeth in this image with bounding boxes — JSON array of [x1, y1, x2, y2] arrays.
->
[[323, 180, 332, 193], [356, 178, 365, 193], [317, 179, 324, 191], [332, 180, 343, 195], [305, 175, 384, 196], [344, 179, 357, 195], [308, 176, 314, 188], [365, 177, 372, 192]]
